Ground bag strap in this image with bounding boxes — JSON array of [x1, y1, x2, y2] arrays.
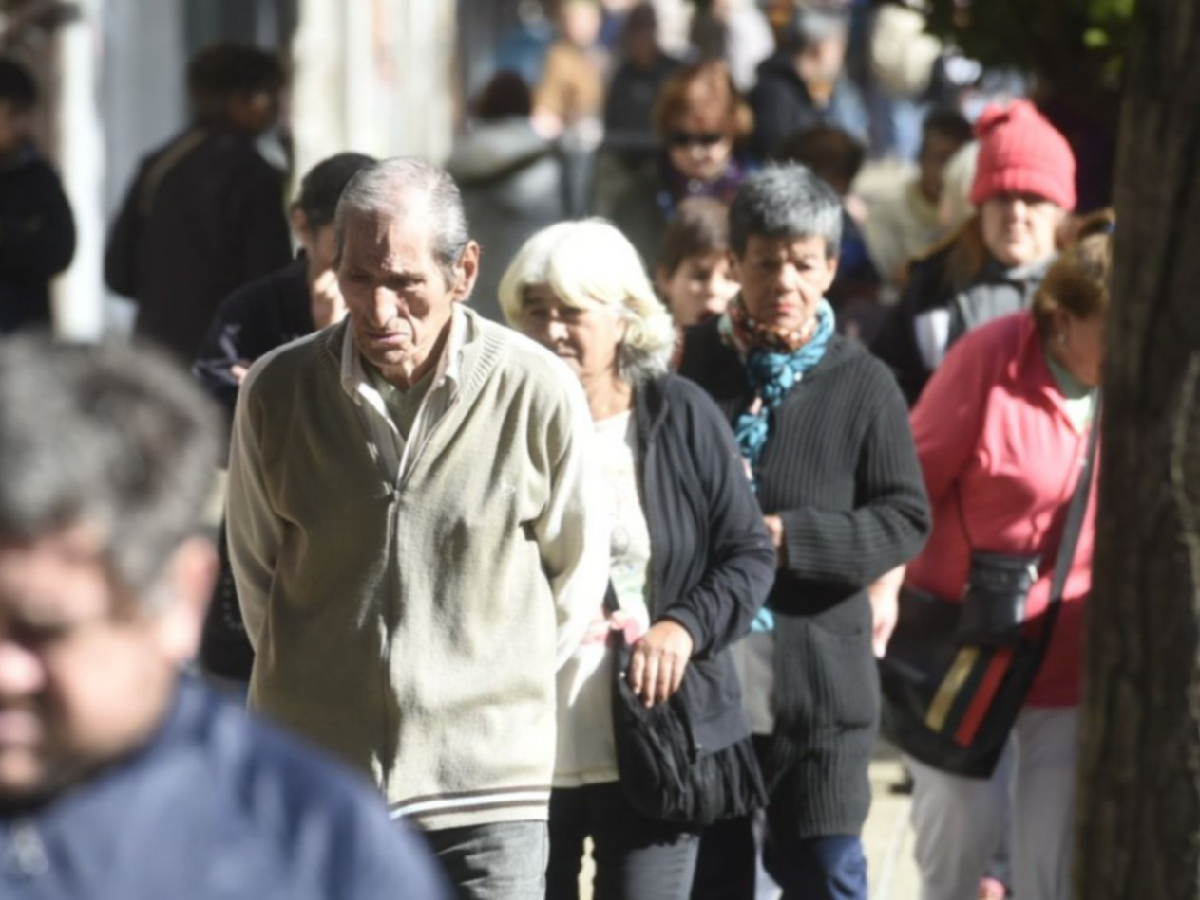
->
[[1045, 394, 1102, 611]]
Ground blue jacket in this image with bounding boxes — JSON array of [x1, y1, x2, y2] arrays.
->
[[0, 678, 452, 899]]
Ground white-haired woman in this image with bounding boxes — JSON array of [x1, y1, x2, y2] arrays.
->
[[500, 220, 776, 900]]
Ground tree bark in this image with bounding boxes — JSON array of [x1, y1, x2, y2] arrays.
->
[[1074, 2, 1200, 898]]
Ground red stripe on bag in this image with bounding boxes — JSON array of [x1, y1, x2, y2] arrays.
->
[[954, 650, 1013, 746]]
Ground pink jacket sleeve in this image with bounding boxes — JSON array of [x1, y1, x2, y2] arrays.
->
[[909, 329, 991, 509]]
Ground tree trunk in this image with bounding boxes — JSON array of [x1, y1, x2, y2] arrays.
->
[[1074, 2, 1200, 898]]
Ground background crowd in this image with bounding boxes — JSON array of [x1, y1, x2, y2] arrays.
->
[[0, 2, 1115, 900]]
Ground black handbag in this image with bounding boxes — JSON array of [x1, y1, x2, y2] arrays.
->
[[605, 585, 768, 825], [957, 550, 1041, 649], [879, 400, 1100, 778]]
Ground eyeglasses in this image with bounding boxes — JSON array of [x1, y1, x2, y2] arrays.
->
[[667, 131, 725, 149]]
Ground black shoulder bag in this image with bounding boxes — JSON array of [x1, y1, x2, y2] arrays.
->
[[879, 399, 1100, 778], [605, 584, 768, 825]]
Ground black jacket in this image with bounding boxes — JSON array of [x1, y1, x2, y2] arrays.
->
[[192, 257, 315, 683], [193, 255, 315, 426], [0, 146, 75, 333], [105, 127, 292, 361], [871, 238, 1051, 406], [679, 320, 930, 839], [749, 53, 870, 159], [634, 373, 776, 756], [0, 677, 452, 899]]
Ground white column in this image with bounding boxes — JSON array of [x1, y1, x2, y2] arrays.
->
[[51, 0, 107, 340], [290, 0, 457, 178]]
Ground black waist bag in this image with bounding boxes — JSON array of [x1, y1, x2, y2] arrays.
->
[[957, 551, 1041, 649], [610, 634, 768, 826]]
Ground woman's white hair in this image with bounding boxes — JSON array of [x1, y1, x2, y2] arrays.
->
[[499, 220, 677, 384]]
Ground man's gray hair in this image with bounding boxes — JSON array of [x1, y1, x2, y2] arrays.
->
[[334, 156, 470, 281], [0, 337, 219, 605], [729, 164, 843, 258]]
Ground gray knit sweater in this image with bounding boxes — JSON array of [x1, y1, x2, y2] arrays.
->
[[227, 309, 607, 831]]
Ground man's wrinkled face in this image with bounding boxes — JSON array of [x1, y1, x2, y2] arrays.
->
[[337, 208, 478, 386], [0, 526, 184, 807]]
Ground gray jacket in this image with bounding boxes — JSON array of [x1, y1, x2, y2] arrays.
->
[[446, 119, 565, 322]]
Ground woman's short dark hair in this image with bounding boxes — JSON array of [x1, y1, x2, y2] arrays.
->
[[294, 152, 377, 230], [922, 108, 974, 149], [659, 197, 730, 276], [729, 164, 843, 259], [771, 124, 865, 196], [475, 70, 533, 121], [186, 43, 284, 115]]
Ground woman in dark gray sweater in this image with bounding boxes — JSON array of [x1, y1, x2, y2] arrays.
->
[[680, 165, 930, 900]]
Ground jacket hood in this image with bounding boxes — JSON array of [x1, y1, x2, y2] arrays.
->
[[445, 119, 554, 184]]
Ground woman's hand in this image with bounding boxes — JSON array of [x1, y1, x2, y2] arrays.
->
[[868, 566, 906, 657], [628, 621, 695, 708], [763, 514, 789, 568]]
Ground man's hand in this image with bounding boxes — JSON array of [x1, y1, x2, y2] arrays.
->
[[231, 360, 252, 384], [868, 566, 906, 658], [763, 514, 788, 568], [628, 621, 695, 708]]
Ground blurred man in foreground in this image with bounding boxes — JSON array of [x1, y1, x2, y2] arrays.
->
[[0, 336, 449, 899]]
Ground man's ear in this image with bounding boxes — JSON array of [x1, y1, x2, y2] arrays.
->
[[154, 536, 217, 665], [453, 241, 482, 301]]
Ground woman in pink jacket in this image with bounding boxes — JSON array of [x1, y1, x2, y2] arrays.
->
[[904, 214, 1113, 900]]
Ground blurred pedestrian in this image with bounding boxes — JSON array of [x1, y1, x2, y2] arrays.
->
[[681, 165, 930, 900], [105, 42, 292, 360], [902, 214, 1112, 900], [0, 57, 74, 334], [227, 158, 607, 900], [191, 151, 375, 693], [862, 108, 973, 291], [603, 3, 679, 154], [592, 3, 680, 220], [872, 100, 1077, 405], [502, 219, 774, 900], [447, 71, 566, 323], [611, 60, 752, 269], [655, 197, 740, 329], [535, 0, 608, 216], [749, 4, 869, 159], [0, 336, 451, 900], [194, 151, 376, 425], [690, 0, 775, 94]]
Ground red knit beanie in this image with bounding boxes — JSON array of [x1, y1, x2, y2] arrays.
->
[[969, 100, 1076, 210]]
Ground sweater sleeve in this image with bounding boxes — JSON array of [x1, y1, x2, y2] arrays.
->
[[908, 324, 989, 509], [531, 370, 609, 669], [226, 362, 286, 650], [658, 388, 776, 658], [778, 367, 931, 589]]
